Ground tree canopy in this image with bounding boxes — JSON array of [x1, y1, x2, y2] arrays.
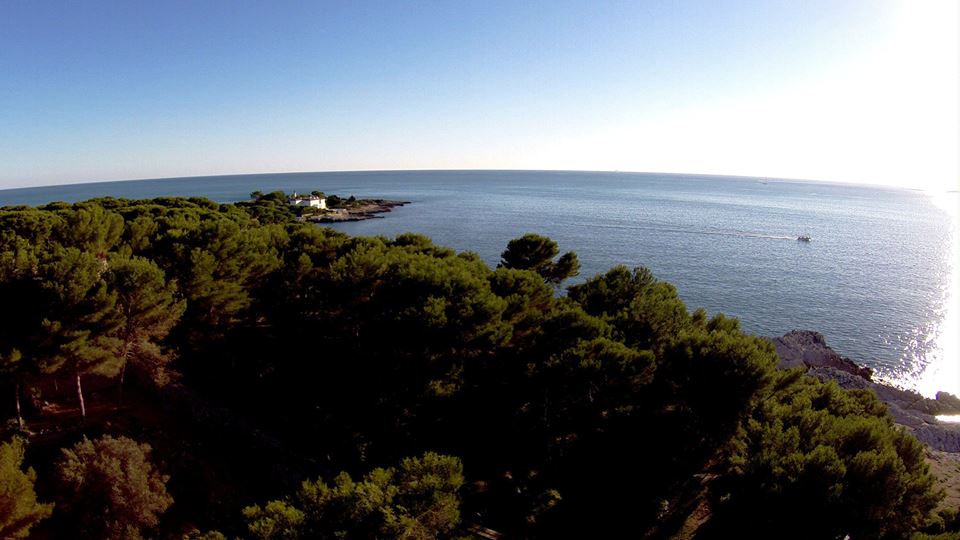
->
[[0, 194, 950, 539], [55, 435, 173, 540], [0, 438, 52, 539], [243, 452, 463, 540], [499, 233, 580, 285]]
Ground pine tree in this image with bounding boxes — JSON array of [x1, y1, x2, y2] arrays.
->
[[56, 435, 173, 540], [55, 204, 124, 255], [0, 242, 43, 429], [243, 452, 464, 540], [36, 247, 122, 418], [0, 438, 53, 539], [107, 255, 185, 404], [499, 234, 580, 285]]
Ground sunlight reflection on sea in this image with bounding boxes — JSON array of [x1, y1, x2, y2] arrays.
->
[[906, 191, 959, 398]]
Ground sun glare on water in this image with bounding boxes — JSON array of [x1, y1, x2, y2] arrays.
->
[[910, 190, 960, 399]]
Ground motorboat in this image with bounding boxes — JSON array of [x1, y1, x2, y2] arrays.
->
[[797, 235, 812, 242]]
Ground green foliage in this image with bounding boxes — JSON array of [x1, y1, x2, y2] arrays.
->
[[489, 266, 556, 347], [55, 204, 124, 254], [569, 264, 689, 352], [0, 207, 63, 252], [171, 218, 284, 343], [55, 435, 173, 540], [107, 255, 186, 387], [239, 191, 297, 224], [568, 264, 656, 316], [708, 373, 942, 539], [660, 325, 778, 439], [36, 246, 123, 383], [0, 350, 24, 389], [243, 452, 464, 540], [325, 194, 365, 209], [0, 438, 53, 539], [530, 335, 656, 451], [259, 191, 288, 203], [0, 196, 946, 539], [182, 530, 229, 540], [391, 232, 456, 258], [121, 215, 159, 255], [499, 233, 580, 284], [0, 241, 45, 427], [316, 235, 509, 409], [243, 500, 305, 540]]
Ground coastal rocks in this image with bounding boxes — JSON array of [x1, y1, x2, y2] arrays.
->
[[305, 200, 409, 223], [805, 366, 960, 452], [771, 330, 960, 453], [937, 391, 960, 412], [771, 330, 873, 379]]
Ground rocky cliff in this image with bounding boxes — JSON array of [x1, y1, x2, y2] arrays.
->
[[771, 330, 960, 453]]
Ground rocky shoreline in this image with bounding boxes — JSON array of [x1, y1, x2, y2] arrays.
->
[[771, 330, 960, 452], [304, 200, 410, 223]]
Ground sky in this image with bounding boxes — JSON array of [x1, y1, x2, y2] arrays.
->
[[0, 0, 957, 190]]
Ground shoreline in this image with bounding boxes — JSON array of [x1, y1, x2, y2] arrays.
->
[[303, 199, 410, 223], [771, 330, 960, 452]]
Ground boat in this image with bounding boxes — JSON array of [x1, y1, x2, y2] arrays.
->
[[797, 235, 811, 242]]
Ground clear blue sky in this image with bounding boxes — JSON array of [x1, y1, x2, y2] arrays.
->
[[1, 0, 957, 189]]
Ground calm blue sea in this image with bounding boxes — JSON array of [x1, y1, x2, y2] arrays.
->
[[1, 171, 957, 395]]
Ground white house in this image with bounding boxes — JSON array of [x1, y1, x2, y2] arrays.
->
[[289, 193, 327, 209]]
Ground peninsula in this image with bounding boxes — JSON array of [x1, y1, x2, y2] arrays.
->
[[304, 198, 410, 223], [244, 190, 410, 223]]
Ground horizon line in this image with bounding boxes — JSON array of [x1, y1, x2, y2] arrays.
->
[[0, 167, 922, 193]]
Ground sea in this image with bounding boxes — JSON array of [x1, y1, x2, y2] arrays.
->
[[1, 170, 957, 398]]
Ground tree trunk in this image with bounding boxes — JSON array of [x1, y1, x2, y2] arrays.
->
[[15, 382, 23, 431], [117, 362, 126, 408], [117, 342, 134, 409], [76, 370, 86, 419]]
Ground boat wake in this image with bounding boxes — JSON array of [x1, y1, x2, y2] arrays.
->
[[584, 221, 800, 241]]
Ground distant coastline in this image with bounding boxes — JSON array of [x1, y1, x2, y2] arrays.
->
[[305, 199, 410, 223]]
